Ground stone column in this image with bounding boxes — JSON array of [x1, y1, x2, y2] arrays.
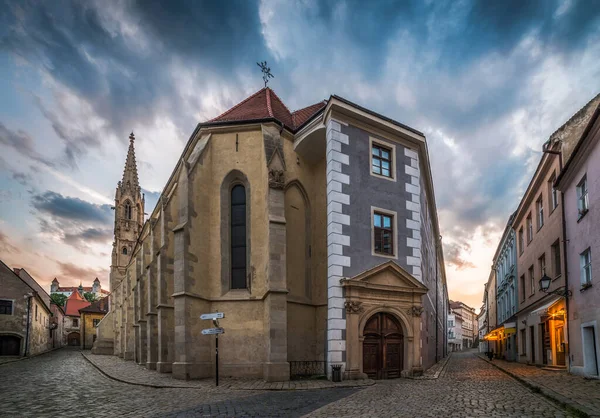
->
[[124, 277, 135, 361], [263, 183, 289, 382], [157, 197, 174, 373], [133, 281, 140, 363], [146, 223, 158, 370], [325, 118, 351, 378], [343, 302, 366, 379], [172, 165, 211, 380]]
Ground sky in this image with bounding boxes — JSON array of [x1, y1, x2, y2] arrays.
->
[[0, 0, 599, 309]]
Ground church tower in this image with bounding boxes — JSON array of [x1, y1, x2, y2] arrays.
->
[[110, 132, 145, 292]]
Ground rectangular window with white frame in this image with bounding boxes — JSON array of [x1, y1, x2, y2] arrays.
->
[[371, 207, 397, 258], [580, 248, 592, 287], [577, 175, 589, 219], [548, 173, 558, 211], [369, 138, 396, 181], [529, 265, 535, 296], [536, 196, 544, 229], [526, 215, 533, 243]]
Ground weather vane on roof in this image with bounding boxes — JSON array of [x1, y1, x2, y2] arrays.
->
[[257, 61, 274, 87]]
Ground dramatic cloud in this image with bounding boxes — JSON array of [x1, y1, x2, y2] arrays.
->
[[31, 191, 112, 224], [1, 0, 599, 309], [0, 230, 20, 254], [56, 261, 108, 282]]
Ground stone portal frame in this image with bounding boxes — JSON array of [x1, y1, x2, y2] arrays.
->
[[342, 261, 428, 379], [220, 169, 252, 295]]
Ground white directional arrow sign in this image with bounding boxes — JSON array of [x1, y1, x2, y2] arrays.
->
[[202, 327, 224, 335], [200, 312, 225, 320]]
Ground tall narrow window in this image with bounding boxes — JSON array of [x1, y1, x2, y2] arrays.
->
[[230, 185, 247, 289], [520, 275, 526, 302], [526, 215, 533, 243], [549, 173, 558, 211], [577, 175, 589, 218], [374, 212, 394, 255], [519, 228, 524, 255], [124, 201, 132, 220], [551, 240, 561, 278], [580, 248, 592, 286], [122, 247, 128, 255], [536, 196, 544, 229], [529, 265, 535, 295], [539, 254, 546, 277]]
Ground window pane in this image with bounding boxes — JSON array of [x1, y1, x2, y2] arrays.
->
[[231, 268, 246, 289], [383, 215, 391, 228], [381, 161, 390, 170], [374, 214, 381, 227], [231, 225, 246, 247], [372, 147, 380, 156], [372, 165, 381, 175], [374, 228, 382, 253], [231, 247, 246, 268], [382, 230, 393, 254], [382, 168, 390, 177], [231, 185, 246, 205], [381, 150, 389, 160], [231, 205, 245, 225]]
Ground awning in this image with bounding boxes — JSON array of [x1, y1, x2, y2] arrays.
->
[[503, 322, 516, 335], [530, 296, 562, 316]]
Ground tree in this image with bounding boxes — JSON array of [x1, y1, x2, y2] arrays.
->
[[83, 292, 98, 303], [50, 293, 67, 307]]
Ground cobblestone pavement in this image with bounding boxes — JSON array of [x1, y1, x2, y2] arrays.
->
[[0, 349, 358, 418], [479, 354, 600, 417], [306, 351, 573, 418], [82, 351, 374, 390], [0, 348, 577, 417]]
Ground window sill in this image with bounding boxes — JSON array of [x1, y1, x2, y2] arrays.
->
[[370, 171, 396, 182], [537, 225, 544, 232], [552, 274, 562, 281], [372, 251, 397, 259], [580, 283, 593, 292], [577, 210, 589, 223]]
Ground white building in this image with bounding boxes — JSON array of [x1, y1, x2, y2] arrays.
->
[[448, 312, 463, 352]]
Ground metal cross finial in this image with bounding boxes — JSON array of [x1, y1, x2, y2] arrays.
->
[[129, 132, 135, 142], [257, 61, 274, 87]]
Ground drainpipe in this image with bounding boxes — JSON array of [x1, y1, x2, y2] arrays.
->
[[24, 293, 33, 356]]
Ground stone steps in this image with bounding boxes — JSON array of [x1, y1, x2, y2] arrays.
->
[[91, 338, 114, 355]]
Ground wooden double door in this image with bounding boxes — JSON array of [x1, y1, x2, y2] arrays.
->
[[363, 313, 404, 379]]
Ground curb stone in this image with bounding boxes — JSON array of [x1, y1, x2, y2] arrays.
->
[[475, 353, 592, 418], [81, 352, 375, 391]]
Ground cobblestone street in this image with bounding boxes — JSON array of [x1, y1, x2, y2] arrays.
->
[[0, 349, 576, 417]]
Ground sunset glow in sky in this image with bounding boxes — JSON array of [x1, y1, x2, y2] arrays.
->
[[1, 0, 599, 309]]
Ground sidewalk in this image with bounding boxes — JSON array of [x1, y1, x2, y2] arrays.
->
[[477, 354, 600, 417], [82, 351, 375, 391]]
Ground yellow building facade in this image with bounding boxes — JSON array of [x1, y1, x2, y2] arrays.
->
[[94, 88, 448, 381]]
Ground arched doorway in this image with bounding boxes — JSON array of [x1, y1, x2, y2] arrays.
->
[[0, 335, 21, 356], [67, 332, 80, 346], [363, 312, 404, 379]]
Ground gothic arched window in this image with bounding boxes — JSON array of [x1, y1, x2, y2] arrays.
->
[[122, 247, 128, 255], [230, 185, 247, 289], [124, 201, 132, 220]]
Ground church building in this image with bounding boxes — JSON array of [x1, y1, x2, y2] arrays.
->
[[94, 87, 448, 381]]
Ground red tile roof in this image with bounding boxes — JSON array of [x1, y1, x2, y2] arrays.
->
[[207, 88, 326, 132], [79, 297, 109, 314], [64, 291, 91, 317]]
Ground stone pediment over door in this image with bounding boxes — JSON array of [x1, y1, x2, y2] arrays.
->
[[341, 261, 428, 301]]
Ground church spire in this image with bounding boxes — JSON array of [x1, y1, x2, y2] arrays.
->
[[121, 132, 140, 191]]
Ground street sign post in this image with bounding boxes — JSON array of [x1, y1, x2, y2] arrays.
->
[[200, 312, 225, 320], [201, 328, 224, 335], [201, 312, 225, 387]]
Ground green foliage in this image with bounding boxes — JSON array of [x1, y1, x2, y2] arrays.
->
[[50, 293, 67, 307], [83, 292, 98, 303]]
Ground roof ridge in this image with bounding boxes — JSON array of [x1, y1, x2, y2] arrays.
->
[[267, 88, 293, 115], [208, 88, 266, 122], [265, 88, 274, 118]]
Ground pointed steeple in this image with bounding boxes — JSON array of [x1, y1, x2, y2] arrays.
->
[[121, 132, 140, 191]]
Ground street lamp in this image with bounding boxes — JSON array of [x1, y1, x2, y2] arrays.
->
[[539, 274, 572, 297]]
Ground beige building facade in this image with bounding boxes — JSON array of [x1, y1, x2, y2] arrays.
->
[[95, 88, 448, 381]]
